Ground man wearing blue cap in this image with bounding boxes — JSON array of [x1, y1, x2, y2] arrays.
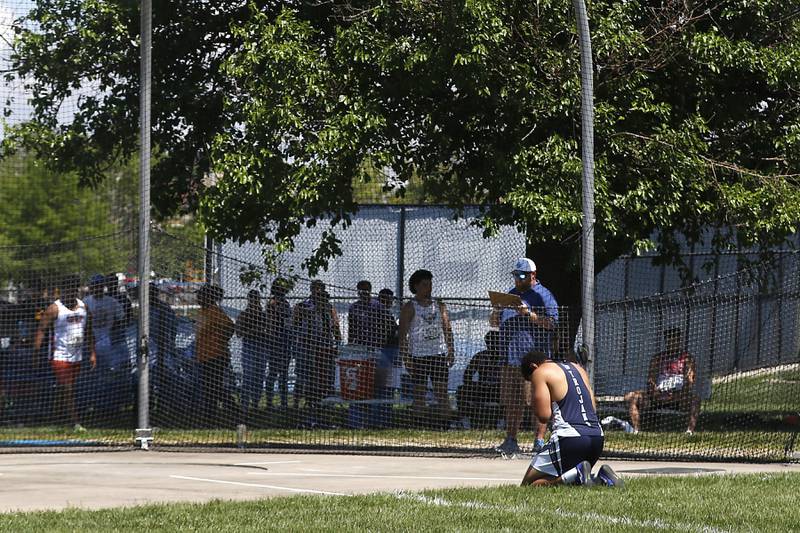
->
[[491, 258, 559, 455]]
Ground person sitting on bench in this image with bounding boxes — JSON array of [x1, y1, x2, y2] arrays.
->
[[624, 327, 700, 435], [455, 330, 503, 428]]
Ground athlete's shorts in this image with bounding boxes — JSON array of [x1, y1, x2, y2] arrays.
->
[[410, 354, 449, 387], [530, 433, 604, 477], [50, 360, 81, 386], [645, 385, 695, 412]]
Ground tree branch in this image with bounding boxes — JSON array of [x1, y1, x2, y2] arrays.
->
[[612, 131, 800, 182]]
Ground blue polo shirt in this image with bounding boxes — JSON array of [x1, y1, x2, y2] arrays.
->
[[499, 282, 559, 364], [533, 281, 559, 324]]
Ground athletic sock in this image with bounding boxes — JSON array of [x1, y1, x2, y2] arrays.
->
[[560, 461, 593, 486], [560, 467, 580, 485]]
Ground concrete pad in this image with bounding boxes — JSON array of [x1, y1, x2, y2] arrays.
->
[[0, 451, 797, 512]]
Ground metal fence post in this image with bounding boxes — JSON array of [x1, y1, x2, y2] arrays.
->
[[135, 0, 153, 450], [574, 0, 596, 385], [396, 206, 407, 303]]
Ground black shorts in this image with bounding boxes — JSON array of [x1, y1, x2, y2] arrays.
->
[[531, 434, 604, 477], [649, 388, 692, 409], [410, 354, 449, 387]]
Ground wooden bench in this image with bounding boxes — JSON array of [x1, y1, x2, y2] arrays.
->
[[597, 395, 685, 417]]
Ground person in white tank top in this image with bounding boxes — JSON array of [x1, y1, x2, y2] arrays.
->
[[51, 298, 88, 363], [34, 275, 96, 431], [399, 270, 455, 417], [408, 299, 447, 357]]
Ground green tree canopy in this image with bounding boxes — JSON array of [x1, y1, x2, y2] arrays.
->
[[151, 218, 207, 281], [6, 0, 800, 296], [0, 152, 129, 285]]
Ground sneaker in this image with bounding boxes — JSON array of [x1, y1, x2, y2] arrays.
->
[[575, 460, 594, 486], [494, 436, 510, 451], [595, 464, 623, 488], [72, 423, 86, 433], [685, 429, 694, 436], [496, 437, 521, 455]]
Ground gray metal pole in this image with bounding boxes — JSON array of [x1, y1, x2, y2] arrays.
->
[[573, 0, 596, 385], [135, 0, 153, 449], [396, 206, 407, 304], [204, 234, 213, 283]]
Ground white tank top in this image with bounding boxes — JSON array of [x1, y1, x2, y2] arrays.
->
[[52, 299, 87, 363], [409, 300, 446, 357]]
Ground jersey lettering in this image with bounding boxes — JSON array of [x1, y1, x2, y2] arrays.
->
[[564, 364, 590, 423]]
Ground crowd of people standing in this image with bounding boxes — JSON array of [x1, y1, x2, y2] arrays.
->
[[0, 256, 565, 436], [184, 257, 562, 439]]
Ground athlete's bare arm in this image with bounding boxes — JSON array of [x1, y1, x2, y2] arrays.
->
[[685, 354, 696, 389], [85, 311, 97, 370], [398, 301, 415, 370], [574, 363, 597, 409], [33, 303, 58, 353], [439, 301, 455, 365], [531, 366, 553, 425]]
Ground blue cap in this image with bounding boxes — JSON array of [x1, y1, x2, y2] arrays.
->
[[89, 274, 105, 286]]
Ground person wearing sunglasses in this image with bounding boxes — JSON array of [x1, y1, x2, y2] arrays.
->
[[491, 258, 559, 456]]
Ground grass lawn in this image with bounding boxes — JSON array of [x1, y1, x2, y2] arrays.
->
[[705, 365, 800, 414], [0, 473, 797, 531]]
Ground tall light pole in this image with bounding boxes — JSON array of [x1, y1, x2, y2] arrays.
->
[[573, 0, 596, 384], [136, 0, 153, 449]]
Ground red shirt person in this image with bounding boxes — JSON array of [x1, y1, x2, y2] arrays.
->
[[624, 327, 700, 434]]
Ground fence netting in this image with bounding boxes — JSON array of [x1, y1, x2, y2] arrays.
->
[[147, 228, 571, 452], [594, 251, 800, 461], [0, 0, 797, 462], [0, 233, 137, 447], [143, 231, 798, 460], [1, 230, 799, 461]]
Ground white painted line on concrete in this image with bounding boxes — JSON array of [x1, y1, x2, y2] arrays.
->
[[250, 472, 517, 482], [170, 475, 346, 496], [232, 460, 303, 466]]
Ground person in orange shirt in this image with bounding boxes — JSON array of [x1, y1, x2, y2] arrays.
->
[[195, 284, 235, 425]]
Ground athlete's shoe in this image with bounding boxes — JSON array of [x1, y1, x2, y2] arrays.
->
[[595, 464, 624, 488], [496, 436, 521, 455], [575, 460, 594, 486]]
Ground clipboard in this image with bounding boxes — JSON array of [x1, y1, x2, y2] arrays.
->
[[488, 291, 522, 308]]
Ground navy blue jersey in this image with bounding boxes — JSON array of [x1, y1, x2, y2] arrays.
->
[[550, 362, 603, 438]]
